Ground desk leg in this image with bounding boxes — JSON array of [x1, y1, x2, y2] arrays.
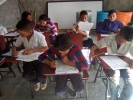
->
[[16, 62, 23, 73], [105, 78, 110, 100], [94, 64, 102, 83], [85, 79, 89, 100], [0, 87, 2, 97]]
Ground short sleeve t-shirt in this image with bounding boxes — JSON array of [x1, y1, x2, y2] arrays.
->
[[14, 30, 47, 49]]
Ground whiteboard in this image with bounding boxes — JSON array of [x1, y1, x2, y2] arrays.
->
[[48, 1, 103, 29]]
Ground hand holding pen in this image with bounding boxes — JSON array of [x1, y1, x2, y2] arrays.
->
[[11, 46, 18, 57], [47, 55, 57, 68]]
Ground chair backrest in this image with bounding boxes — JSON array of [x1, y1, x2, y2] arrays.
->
[[117, 12, 133, 26], [54, 22, 58, 32], [0, 35, 5, 50], [43, 32, 51, 47], [95, 22, 106, 41], [67, 33, 83, 49]]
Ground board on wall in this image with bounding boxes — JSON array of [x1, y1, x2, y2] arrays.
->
[[47, 0, 103, 29]]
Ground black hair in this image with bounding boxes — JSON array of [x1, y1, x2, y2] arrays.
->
[[39, 14, 50, 21], [21, 11, 31, 20], [80, 10, 88, 16], [108, 10, 117, 17], [16, 20, 33, 31], [53, 34, 72, 51], [119, 26, 133, 41]]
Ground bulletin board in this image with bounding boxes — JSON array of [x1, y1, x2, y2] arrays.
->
[[47, 0, 103, 29]]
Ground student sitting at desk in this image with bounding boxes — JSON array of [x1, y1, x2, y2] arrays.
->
[[38, 34, 89, 97], [21, 11, 33, 22], [12, 20, 48, 91], [90, 26, 133, 100], [96, 10, 124, 35], [68, 10, 94, 49], [35, 14, 58, 44]]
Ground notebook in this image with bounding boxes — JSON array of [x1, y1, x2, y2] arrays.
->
[[55, 60, 79, 74]]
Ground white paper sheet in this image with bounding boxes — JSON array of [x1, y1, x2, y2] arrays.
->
[[82, 48, 90, 64], [16, 50, 42, 62], [2, 51, 12, 57], [55, 60, 79, 74], [4, 32, 19, 37], [78, 21, 94, 31], [100, 56, 129, 70], [101, 34, 110, 37]]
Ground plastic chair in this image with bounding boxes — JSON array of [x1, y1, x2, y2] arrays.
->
[[67, 33, 83, 49], [117, 11, 133, 26]]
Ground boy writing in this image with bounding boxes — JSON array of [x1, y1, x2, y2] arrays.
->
[[38, 34, 89, 97], [12, 20, 48, 91], [90, 26, 133, 100]]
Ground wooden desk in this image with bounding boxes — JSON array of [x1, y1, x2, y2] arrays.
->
[[42, 63, 81, 75], [94, 55, 132, 100], [97, 55, 132, 69], [42, 63, 89, 77], [4, 31, 19, 45], [4, 57, 22, 73], [42, 63, 89, 100]]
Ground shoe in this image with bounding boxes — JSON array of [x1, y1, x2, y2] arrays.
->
[[34, 82, 40, 91], [40, 83, 47, 90], [66, 85, 76, 98]]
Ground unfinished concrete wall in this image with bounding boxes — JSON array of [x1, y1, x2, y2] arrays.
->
[[0, 0, 133, 29], [0, 0, 20, 28]]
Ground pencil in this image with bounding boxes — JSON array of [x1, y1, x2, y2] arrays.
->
[[46, 55, 54, 61]]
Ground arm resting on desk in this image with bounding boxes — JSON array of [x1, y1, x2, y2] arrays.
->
[[89, 44, 107, 61]]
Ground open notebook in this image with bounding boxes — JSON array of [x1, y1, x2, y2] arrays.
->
[[78, 21, 94, 31], [100, 56, 130, 70], [55, 60, 79, 74], [16, 50, 42, 62]]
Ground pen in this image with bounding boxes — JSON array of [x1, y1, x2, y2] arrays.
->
[[46, 55, 54, 61]]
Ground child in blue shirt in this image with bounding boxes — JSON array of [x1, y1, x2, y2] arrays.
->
[[96, 10, 124, 34]]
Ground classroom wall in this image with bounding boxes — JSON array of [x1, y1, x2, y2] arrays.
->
[[0, 0, 133, 29]]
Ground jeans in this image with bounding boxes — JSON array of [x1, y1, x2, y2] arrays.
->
[[107, 69, 133, 100], [55, 74, 84, 97], [22, 60, 46, 84]]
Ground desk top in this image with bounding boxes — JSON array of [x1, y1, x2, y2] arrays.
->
[[42, 64, 89, 78], [4, 31, 19, 38], [42, 64, 80, 76], [97, 55, 132, 69]]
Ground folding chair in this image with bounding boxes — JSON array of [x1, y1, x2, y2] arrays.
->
[[0, 35, 16, 77]]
